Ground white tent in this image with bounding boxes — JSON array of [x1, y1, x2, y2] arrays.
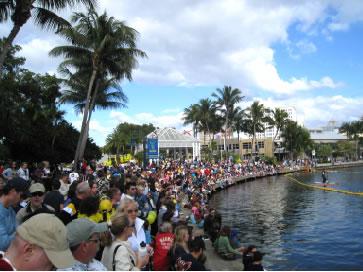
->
[[146, 127, 201, 160]]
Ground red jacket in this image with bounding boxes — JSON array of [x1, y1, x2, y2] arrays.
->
[[152, 232, 175, 271]]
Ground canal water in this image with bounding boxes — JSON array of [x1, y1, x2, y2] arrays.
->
[[209, 167, 363, 270]]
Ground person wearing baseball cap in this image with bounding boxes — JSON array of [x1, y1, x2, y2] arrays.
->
[[0, 213, 74, 270], [16, 182, 54, 224], [63, 218, 109, 271], [0, 177, 28, 251]]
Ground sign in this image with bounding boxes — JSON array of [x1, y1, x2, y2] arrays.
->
[[312, 149, 315, 157], [147, 138, 159, 159]]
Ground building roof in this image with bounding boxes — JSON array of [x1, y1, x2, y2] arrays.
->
[[147, 127, 200, 148], [310, 131, 347, 142]]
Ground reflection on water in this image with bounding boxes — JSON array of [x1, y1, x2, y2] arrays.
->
[[209, 167, 363, 270]]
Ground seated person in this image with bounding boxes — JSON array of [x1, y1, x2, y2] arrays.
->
[[213, 226, 244, 260], [244, 251, 264, 271]]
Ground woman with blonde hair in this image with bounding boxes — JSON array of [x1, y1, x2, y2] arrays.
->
[[117, 198, 147, 253], [170, 225, 190, 270], [101, 212, 149, 270]]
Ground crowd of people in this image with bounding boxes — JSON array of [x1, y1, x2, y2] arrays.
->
[[0, 158, 304, 271]]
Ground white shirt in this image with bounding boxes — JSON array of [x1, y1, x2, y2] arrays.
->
[[17, 168, 29, 181], [128, 217, 146, 253], [59, 259, 107, 271], [101, 240, 139, 271]]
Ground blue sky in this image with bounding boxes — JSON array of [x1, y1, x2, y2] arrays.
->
[[1, 0, 363, 146]]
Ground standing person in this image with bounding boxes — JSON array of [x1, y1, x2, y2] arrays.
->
[[118, 199, 147, 253], [243, 245, 257, 270], [0, 178, 28, 251], [63, 218, 109, 271], [152, 222, 175, 271], [170, 225, 190, 270], [0, 213, 75, 270], [16, 183, 54, 224], [121, 181, 137, 201], [101, 212, 149, 270], [322, 170, 328, 185], [2, 162, 17, 180], [17, 163, 30, 182], [43, 180, 65, 213], [66, 182, 91, 219], [59, 173, 71, 201]]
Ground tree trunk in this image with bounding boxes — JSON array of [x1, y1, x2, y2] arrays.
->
[[252, 124, 256, 159], [73, 69, 98, 170], [0, 25, 22, 74], [78, 80, 100, 161]]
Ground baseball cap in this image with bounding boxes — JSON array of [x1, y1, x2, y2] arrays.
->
[[17, 213, 75, 269], [29, 182, 45, 193], [66, 218, 108, 247]]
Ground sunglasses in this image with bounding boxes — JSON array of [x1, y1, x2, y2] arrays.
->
[[127, 209, 138, 214], [31, 192, 44, 197], [88, 238, 100, 244]]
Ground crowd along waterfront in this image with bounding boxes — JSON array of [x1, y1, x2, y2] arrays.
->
[[209, 165, 363, 270]]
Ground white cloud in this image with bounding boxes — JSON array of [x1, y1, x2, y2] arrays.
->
[[225, 47, 341, 94], [110, 110, 184, 130], [1, 1, 360, 94], [239, 95, 363, 128]]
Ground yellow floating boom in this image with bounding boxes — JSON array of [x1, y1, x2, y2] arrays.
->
[[285, 174, 363, 197]]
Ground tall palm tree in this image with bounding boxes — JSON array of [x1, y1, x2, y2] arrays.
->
[[0, 0, 96, 74], [212, 85, 244, 152], [197, 98, 217, 145], [62, 75, 128, 158], [232, 108, 247, 143], [270, 108, 289, 154], [245, 101, 272, 158], [183, 104, 200, 139], [50, 8, 146, 168]]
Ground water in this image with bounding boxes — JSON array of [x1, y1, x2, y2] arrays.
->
[[208, 167, 363, 270]]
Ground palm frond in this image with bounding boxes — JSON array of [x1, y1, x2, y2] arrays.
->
[[33, 7, 71, 31]]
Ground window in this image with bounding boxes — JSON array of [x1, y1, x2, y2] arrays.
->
[[242, 143, 252, 149], [233, 143, 239, 150], [228, 144, 232, 150], [218, 145, 224, 150], [258, 141, 265, 149]]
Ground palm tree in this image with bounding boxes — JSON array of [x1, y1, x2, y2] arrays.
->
[[245, 101, 272, 158], [50, 8, 146, 168], [212, 86, 244, 152], [62, 75, 128, 159], [183, 104, 201, 139], [270, 108, 289, 155], [232, 108, 247, 143], [197, 98, 217, 145], [0, 0, 96, 74]]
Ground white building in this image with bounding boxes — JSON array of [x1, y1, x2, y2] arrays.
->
[[241, 106, 297, 141], [308, 121, 348, 143]]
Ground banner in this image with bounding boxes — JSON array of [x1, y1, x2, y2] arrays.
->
[[147, 138, 159, 159]]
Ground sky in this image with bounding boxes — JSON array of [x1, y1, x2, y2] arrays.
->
[[1, 0, 363, 146]]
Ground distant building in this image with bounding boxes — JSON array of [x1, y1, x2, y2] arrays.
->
[[308, 121, 348, 143]]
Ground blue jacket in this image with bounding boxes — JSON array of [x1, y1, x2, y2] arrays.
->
[[0, 202, 17, 251]]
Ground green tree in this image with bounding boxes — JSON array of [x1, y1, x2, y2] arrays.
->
[[281, 121, 312, 159], [212, 86, 244, 152], [50, 8, 146, 168], [244, 101, 272, 157], [183, 104, 201, 139], [232, 108, 247, 143], [0, 0, 96, 74], [315, 144, 333, 162], [104, 123, 155, 159], [339, 121, 363, 160], [270, 108, 289, 149], [335, 140, 355, 160]]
